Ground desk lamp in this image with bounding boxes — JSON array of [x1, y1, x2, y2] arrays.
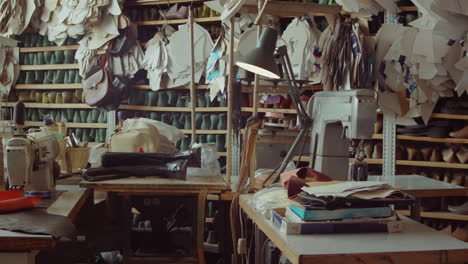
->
[[236, 26, 312, 184]]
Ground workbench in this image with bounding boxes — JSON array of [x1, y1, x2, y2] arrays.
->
[[0, 185, 91, 264], [240, 194, 468, 264], [80, 175, 227, 264]]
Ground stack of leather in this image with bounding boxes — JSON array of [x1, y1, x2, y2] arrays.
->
[[0, 0, 36, 36]]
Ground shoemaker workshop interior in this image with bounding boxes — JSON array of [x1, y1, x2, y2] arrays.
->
[[1, 0, 468, 263]]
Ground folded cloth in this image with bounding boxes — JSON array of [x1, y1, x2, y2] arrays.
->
[[0, 209, 77, 239], [280, 168, 332, 198], [0, 190, 41, 213]]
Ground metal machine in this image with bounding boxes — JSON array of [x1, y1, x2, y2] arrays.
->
[[6, 102, 59, 198], [307, 89, 377, 181]]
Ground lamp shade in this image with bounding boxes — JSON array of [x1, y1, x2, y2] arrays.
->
[[236, 27, 280, 79]]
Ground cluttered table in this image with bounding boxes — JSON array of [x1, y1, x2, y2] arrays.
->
[[240, 194, 468, 264], [0, 185, 90, 264]]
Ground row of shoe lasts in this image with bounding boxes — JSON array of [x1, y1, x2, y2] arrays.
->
[[132, 214, 152, 230], [17, 70, 81, 85], [20, 50, 76, 65], [25, 108, 107, 123], [428, 170, 467, 187], [441, 224, 468, 242], [392, 143, 468, 164], [69, 128, 107, 143], [11, 89, 84, 104], [177, 134, 226, 152], [19, 34, 79, 48], [129, 89, 227, 108], [450, 125, 468, 139], [204, 229, 218, 245]]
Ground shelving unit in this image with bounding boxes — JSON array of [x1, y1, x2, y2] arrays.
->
[[135, 17, 220, 26], [397, 210, 468, 221], [20, 64, 79, 70]]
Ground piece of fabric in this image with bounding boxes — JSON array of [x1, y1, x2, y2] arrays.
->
[[0, 209, 77, 239], [280, 167, 332, 198]]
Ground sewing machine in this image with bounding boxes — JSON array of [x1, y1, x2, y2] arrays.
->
[[307, 89, 377, 181], [6, 103, 59, 198]]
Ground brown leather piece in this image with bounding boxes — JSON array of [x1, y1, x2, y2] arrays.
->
[[0, 209, 77, 239], [280, 167, 332, 198]]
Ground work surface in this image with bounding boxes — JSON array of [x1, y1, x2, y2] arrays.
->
[[80, 175, 227, 192], [240, 194, 468, 264], [369, 175, 467, 197], [0, 185, 89, 251]]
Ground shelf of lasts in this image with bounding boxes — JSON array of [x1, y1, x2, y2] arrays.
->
[[13, 84, 211, 90], [126, 0, 206, 6], [371, 134, 468, 144], [5, 102, 94, 109], [135, 17, 220, 26], [396, 210, 468, 222], [180, 129, 227, 134], [241, 107, 297, 114], [203, 242, 219, 253], [292, 156, 468, 169], [120, 105, 228, 112], [20, 64, 79, 71], [19, 45, 80, 52], [20, 121, 107, 128]]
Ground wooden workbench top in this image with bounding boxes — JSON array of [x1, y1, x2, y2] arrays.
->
[[80, 175, 227, 192]]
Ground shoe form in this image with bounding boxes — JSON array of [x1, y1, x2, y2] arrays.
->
[[74, 71, 82, 83], [431, 171, 443, 181], [442, 145, 460, 163], [443, 171, 452, 183], [34, 91, 42, 103], [82, 129, 90, 143], [90, 109, 100, 123], [201, 114, 211, 130], [161, 113, 171, 124], [34, 71, 45, 84], [62, 91, 73, 103], [25, 71, 35, 84], [207, 134, 216, 143], [216, 135, 226, 152], [451, 172, 465, 186], [374, 116, 383, 134], [66, 70, 76, 84], [195, 113, 203, 129], [183, 113, 191, 130], [44, 51, 53, 64], [55, 50, 65, 64], [197, 134, 207, 144], [372, 142, 382, 159], [17, 91, 30, 102], [166, 90, 177, 106], [98, 128, 106, 143], [363, 142, 374, 159], [37, 52, 46, 64], [66, 109, 74, 122], [457, 145, 468, 164], [421, 146, 433, 161], [64, 50, 75, 64], [53, 70, 65, 84], [147, 91, 158, 106], [430, 147, 442, 162], [43, 70, 54, 84], [47, 92, 57, 104], [210, 114, 219, 130], [171, 113, 183, 129], [405, 144, 420, 161], [176, 95, 186, 107], [197, 92, 207, 107], [149, 111, 160, 121], [89, 129, 96, 142], [157, 91, 168, 107], [449, 125, 468, 139], [56, 93, 64, 104], [217, 113, 227, 130], [73, 110, 82, 123], [179, 137, 190, 151]]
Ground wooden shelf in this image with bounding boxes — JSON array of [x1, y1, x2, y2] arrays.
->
[[19, 45, 79, 52], [14, 84, 82, 89], [217, 152, 227, 157], [181, 130, 227, 134], [6, 102, 93, 109], [22, 121, 106, 128], [397, 210, 468, 221], [120, 105, 228, 112], [348, 158, 468, 169], [135, 17, 220, 26], [399, 6, 418, 12], [20, 64, 79, 71], [241, 107, 297, 114], [372, 134, 468, 144], [205, 217, 214, 223], [126, 0, 205, 6], [241, 84, 322, 94], [239, 1, 341, 17], [431, 113, 468, 120], [133, 84, 209, 90], [293, 155, 310, 162]]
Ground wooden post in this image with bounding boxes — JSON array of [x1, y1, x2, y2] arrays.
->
[[189, 8, 197, 145], [226, 17, 235, 190]]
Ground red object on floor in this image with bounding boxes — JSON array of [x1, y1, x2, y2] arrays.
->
[[0, 190, 41, 213]]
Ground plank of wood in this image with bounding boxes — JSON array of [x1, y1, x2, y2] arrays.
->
[[241, 84, 322, 94], [46, 186, 91, 221], [125, 0, 205, 6], [20, 64, 79, 71], [431, 113, 468, 120], [241, 107, 297, 114], [80, 175, 227, 192], [397, 210, 468, 221], [239, 1, 341, 17], [399, 6, 418, 12], [135, 17, 220, 26], [20, 121, 106, 128], [181, 130, 227, 134], [14, 84, 82, 89], [372, 134, 468, 144], [19, 45, 79, 52], [6, 102, 93, 109], [0, 230, 55, 251], [133, 84, 209, 89]]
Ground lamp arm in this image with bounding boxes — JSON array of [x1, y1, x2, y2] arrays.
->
[[264, 46, 313, 184]]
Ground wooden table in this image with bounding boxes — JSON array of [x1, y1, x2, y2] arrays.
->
[[0, 185, 90, 264], [80, 175, 227, 264], [240, 194, 468, 264]]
